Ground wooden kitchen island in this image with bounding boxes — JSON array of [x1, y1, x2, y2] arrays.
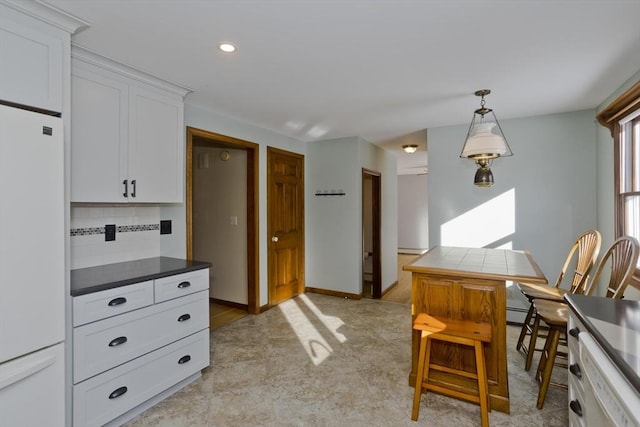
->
[[404, 246, 547, 413]]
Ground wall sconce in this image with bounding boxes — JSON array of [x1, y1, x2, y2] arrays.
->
[[403, 144, 418, 154], [460, 89, 512, 187]]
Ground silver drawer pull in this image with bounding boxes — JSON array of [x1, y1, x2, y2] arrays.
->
[[108, 336, 128, 347], [178, 355, 191, 364], [177, 314, 191, 322], [108, 386, 128, 399], [108, 297, 127, 307], [177, 281, 191, 289]]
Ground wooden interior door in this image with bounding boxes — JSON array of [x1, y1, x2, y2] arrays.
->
[[267, 147, 305, 306]]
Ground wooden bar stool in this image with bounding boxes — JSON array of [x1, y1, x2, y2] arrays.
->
[[411, 313, 492, 427]]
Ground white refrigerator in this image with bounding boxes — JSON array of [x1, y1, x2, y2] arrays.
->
[[0, 104, 66, 426]]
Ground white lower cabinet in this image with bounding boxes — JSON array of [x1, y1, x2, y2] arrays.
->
[[567, 312, 585, 427], [73, 329, 209, 427], [72, 269, 210, 427]]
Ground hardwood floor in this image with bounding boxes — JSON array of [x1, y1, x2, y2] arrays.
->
[[209, 302, 247, 330], [381, 253, 419, 305]]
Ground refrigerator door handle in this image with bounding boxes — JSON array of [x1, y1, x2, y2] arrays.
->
[[0, 353, 56, 391]]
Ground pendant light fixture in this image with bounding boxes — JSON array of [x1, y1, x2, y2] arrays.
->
[[460, 89, 512, 187]]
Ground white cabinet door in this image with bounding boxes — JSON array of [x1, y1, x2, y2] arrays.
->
[[0, 344, 65, 427], [70, 47, 186, 203], [70, 64, 129, 202], [0, 105, 64, 363], [0, 4, 63, 112], [73, 290, 208, 382], [128, 85, 184, 203], [73, 329, 209, 427]]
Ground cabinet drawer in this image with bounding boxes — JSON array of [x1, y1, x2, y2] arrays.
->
[[73, 281, 154, 327], [74, 290, 208, 383], [73, 328, 209, 427], [154, 268, 209, 303]]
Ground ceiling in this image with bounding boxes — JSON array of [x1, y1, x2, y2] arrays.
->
[[45, 0, 640, 173]]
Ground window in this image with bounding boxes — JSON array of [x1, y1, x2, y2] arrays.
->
[[620, 113, 640, 245], [597, 80, 640, 278]]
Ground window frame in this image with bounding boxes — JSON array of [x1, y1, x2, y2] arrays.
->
[[597, 80, 640, 289]]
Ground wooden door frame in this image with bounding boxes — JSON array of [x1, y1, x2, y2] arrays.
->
[[267, 146, 305, 307], [363, 168, 382, 298], [186, 126, 260, 314]]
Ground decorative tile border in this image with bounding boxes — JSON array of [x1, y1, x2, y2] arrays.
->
[[71, 223, 160, 237]]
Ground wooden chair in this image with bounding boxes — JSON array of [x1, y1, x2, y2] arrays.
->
[[516, 230, 601, 370], [531, 235, 639, 409], [411, 313, 492, 427]]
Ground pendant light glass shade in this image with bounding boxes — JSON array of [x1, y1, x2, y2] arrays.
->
[[461, 121, 511, 160], [460, 89, 512, 187]]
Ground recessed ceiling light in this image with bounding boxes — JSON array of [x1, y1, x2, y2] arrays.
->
[[219, 43, 236, 53]]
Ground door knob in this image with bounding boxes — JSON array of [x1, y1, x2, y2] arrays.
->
[[272, 236, 278, 242]]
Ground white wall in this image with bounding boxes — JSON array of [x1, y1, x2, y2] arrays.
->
[[306, 138, 360, 294], [305, 137, 397, 295], [398, 174, 429, 250], [427, 110, 598, 283], [192, 146, 247, 304]]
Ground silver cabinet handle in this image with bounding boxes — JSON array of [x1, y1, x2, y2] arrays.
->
[[271, 236, 278, 242]]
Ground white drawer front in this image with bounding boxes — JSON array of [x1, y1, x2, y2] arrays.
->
[[73, 290, 208, 383], [73, 281, 154, 326], [154, 268, 209, 303], [73, 329, 209, 427]]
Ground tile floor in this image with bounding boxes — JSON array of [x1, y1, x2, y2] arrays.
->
[[125, 293, 568, 427]]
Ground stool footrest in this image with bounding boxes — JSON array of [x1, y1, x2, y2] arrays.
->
[[428, 363, 479, 380], [423, 383, 481, 405]]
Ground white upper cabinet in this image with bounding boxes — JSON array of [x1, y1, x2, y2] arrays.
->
[[70, 46, 189, 203], [0, 0, 87, 113]]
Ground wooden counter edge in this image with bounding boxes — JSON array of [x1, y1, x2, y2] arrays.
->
[[402, 248, 548, 285]]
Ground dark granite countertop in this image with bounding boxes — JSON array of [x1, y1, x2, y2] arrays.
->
[[71, 257, 211, 297], [564, 294, 640, 394]]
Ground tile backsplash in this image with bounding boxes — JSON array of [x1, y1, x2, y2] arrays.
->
[[70, 206, 161, 269]]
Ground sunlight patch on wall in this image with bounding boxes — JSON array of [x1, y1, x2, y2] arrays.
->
[[441, 188, 515, 248]]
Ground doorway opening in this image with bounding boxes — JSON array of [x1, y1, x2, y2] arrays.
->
[[362, 169, 382, 298], [186, 127, 260, 324]]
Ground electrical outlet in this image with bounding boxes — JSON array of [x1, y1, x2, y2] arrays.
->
[[105, 224, 116, 241], [160, 220, 172, 235]]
